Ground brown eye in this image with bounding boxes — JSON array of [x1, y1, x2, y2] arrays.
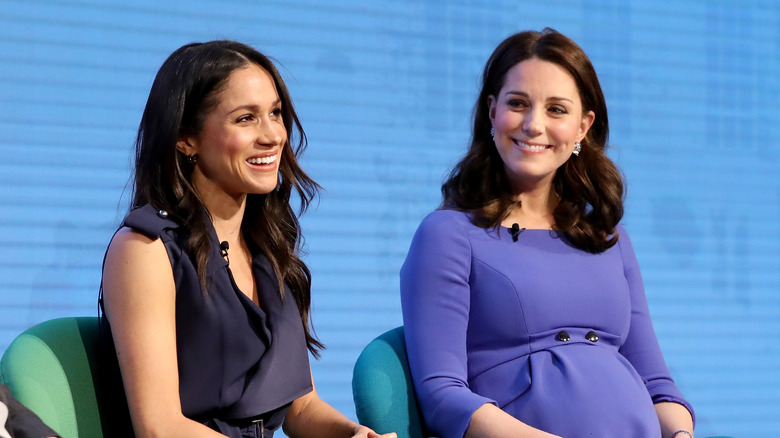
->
[[549, 106, 568, 115], [507, 99, 527, 109]]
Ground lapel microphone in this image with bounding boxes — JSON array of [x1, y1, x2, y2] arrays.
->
[[220, 241, 230, 265], [510, 223, 525, 242]]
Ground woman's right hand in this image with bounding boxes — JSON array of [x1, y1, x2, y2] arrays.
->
[[350, 425, 396, 438]]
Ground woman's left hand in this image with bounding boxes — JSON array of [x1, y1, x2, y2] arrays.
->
[[351, 425, 397, 438]]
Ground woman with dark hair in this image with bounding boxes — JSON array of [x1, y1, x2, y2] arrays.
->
[[400, 29, 694, 438], [99, 41, 395, 438]]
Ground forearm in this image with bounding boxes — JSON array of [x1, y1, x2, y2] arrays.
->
[[132, 415, 227, 438], [465, 404, 561, 438], [655, 402, 694, 438], [283, 392, 359, 438]]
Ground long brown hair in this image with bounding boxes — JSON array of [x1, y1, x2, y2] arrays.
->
[[442, 28, 623, 253], [132, 40, 323, 355]]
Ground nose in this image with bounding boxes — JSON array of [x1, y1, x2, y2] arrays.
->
[[256, 118, 284, 146], [522, 108, 543, 137]]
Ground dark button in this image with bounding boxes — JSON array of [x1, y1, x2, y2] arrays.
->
[[157, 210, 169, 218], [556, 331, 570, 342], [586, 331, 599, 342]]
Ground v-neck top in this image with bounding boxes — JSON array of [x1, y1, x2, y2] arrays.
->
[[98, 204, 312, 436]]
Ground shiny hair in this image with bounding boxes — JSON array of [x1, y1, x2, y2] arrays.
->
[[442, 28, 623, 252], [132, 40, 322, 354]]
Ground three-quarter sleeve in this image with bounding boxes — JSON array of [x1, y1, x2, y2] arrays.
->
[[616, 227, 695, 423], [400, 211, 495, 438]]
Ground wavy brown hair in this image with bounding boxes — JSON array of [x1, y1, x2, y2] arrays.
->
[[132, 40, 322, 355], [442, 28, 624, 253]]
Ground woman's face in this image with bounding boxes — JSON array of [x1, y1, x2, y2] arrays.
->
[[488, 57, 594, 193], [178, 63, 287, 200]]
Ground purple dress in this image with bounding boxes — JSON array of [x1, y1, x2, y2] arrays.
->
[[400, 209, 693, 438]]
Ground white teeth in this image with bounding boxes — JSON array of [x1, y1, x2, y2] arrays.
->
[[515, 141, 547, 152], [247, 155, 277, 165]]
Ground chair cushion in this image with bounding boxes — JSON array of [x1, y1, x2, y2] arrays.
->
[[1, 317, 103, 438], [353, 326, 428, 438]]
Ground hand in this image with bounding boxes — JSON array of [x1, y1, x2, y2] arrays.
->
[[351, 425, 397, 438]]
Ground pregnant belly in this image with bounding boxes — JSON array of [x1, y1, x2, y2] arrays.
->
[[473, 344, 661, 438]]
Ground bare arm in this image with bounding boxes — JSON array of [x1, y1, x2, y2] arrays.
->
[[102, 228, 225, 438], [283, 374, 396, 438], [465, 404, 561, 438], [656, 402, 694, 438]]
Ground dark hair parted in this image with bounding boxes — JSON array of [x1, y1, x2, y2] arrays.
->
[[442, 28, 624, 253], [132, 40, 323, 355]]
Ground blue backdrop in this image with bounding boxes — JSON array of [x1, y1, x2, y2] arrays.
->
[[1, 1, 778, 436]]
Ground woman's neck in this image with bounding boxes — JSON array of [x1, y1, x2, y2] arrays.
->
[[503, 183, 558, 230], [193, 177, 247, 246], [209, 201, 246, 247]]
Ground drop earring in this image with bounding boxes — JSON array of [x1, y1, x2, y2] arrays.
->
[[490, 127, 495, 139], [572, 142, 581, 156]]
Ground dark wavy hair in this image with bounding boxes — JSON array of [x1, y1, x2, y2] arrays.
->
[[442, 28, 624, 253], [132, 40, 322, 355]]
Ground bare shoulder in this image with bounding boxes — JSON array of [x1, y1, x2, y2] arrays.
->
[[105, 227, 170, 272], [107, 226, 165, 255], [103, 226, 175, 312]]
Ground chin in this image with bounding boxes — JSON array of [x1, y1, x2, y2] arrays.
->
[[248, 187, 277, 196], [246, 177, 280, 195]]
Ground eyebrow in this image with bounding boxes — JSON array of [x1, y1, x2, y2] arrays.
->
[[227, 99, 282, 114], [504, 91, 574, 104]]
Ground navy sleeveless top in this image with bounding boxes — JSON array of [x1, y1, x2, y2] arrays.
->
[[98, 204, 312, 436]]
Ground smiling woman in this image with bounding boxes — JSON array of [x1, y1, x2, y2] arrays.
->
[[96, 40, 395, 438], [176, 65, 287, 201], [401, 29, 695, 438], [487, 58, 595, 205]]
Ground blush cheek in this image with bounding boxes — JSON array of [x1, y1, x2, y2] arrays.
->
[[223, 135, 252, 157], [495, 115, 516, 136]]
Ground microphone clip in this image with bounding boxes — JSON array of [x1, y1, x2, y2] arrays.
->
[[510, 223, 525, 242], [220, 241, 230, 265]]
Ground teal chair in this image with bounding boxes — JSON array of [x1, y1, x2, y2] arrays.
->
[[353, 326, 431, 438], [0, 317, 130, 438], [353, 326, 734, 438]]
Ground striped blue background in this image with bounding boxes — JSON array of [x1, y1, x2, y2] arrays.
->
[[1, 1, 778, 436]]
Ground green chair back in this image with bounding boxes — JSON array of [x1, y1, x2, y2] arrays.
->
[[0, 317, 118, 438]]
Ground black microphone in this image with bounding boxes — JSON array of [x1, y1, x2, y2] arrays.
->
[[220, 241, 230, 265], [510, 223, 525, 242]]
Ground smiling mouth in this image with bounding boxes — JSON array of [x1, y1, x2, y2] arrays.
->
[[247, 155, 278, 165], [513, 139, 551, 152]]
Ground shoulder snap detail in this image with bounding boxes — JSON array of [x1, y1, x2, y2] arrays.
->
[[122, 203, 180, 240]]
